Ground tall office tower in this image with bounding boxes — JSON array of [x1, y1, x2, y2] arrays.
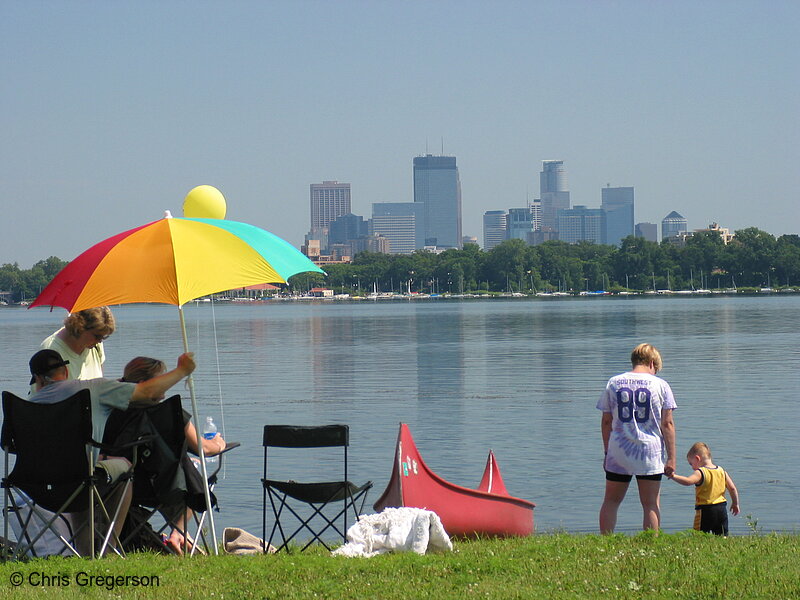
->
[[556, 205, 606, 244], [661, 211, 688, 240], [310, 181, 351, 230], [483, 210, 507, 250], [539, 160, 570, 231], [507, 208, 534, 241], [601, 186, 635, 246], [413, 155, 462, 249], [635, 222, 658, 243], [371, 202, 425, 255]]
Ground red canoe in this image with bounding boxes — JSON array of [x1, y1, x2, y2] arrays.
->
[[373, 423, 535, 537]]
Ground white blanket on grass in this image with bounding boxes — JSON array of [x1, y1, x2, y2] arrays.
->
[[332, 507, 453, 557]]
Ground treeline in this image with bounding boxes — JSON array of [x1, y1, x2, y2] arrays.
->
[[294, 227, 800, 294], [0, 257, 69, 303], [3, 228, 799, 302]]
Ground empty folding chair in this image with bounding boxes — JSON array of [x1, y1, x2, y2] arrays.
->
[[262, 424, 372, 552], [1, 390, 147, 560]]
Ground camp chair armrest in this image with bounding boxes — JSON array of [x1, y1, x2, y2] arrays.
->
[[189, 441, 240, 458], [221, 442, 240, 455]]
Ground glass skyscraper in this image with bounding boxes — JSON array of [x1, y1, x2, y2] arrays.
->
[[601, 186, 635, 246], [539, 160, 570, 232], [413, 155, 462, 249]]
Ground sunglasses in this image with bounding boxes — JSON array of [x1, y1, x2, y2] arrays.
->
[[90, 331, 110, 342]]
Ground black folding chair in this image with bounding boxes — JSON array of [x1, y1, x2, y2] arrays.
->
[[261, 424, 372, 552], [1, 390, 147, 560], [103, 395, 238, 555]]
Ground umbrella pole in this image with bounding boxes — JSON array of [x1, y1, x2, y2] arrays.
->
[[179, 306, 219, 555]]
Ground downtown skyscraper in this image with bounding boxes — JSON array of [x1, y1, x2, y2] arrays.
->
[[601, 186, 634, 246], [413, 155, 462, 249], [310, 181, 351, 230], [539, 160, 570, 232]]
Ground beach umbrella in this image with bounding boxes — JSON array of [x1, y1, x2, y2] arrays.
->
[[30, 213, 325, 553]]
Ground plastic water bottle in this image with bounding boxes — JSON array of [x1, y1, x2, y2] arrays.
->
[[202, 416, 219, 471]]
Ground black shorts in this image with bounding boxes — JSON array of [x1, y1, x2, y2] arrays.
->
[[605, 470, 663, 482], [695, 502, 729, 535]]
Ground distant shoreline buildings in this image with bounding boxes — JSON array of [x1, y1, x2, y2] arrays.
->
[[302, 157, 731, 262]]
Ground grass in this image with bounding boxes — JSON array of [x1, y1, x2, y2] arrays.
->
[[1, 532, 798, 599]]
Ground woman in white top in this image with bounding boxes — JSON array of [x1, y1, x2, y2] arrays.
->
[[597, 343, 677, 534], [40, 306, 115, 380]]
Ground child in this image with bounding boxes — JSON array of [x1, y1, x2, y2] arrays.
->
[[667, 442, 740, 535]]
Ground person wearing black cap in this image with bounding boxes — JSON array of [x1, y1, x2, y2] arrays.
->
[[26, 348, 196, 556], [28, 349, 196, 450]]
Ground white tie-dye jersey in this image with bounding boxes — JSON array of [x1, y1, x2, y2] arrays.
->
[[597, 372, 677, 475]]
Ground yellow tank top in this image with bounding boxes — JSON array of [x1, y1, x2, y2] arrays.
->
[[695, 466, 727, 507]]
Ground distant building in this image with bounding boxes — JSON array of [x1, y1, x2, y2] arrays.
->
[[529, 228, 558, 246], [310, 181, 351, 230], [556, 206, 606, 244], [413, 155, 462, 249], [661, 211, 688, 240], [507, 207, 535, 242], [635, 222, 658, 243], [371, 202, 425, 255], [462, 235, 478, 247], [601, 186, 634, 246], [539, 160, 570, 232], [308, 288, 334, 297], [329, 213, 368, 247], [695, 222, 735, 244], [365, 234, 390, 254], [530, 199, 542, 231], [483, 210, 507, 250]]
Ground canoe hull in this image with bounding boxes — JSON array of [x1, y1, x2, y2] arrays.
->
[[374, 424, 534, 538]]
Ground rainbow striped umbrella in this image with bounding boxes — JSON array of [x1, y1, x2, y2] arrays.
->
[[31, 215, 323, 312], [30, 214, 324, 553]]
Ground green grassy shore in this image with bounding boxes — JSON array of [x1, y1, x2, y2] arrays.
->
[[1, 533, 798, 599]]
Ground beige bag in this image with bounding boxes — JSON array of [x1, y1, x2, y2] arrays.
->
[[222, 527, 276, 555]]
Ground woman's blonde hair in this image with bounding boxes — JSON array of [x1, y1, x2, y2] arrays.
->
[[630, 343, 663, 372], [64, 306, 116, 338], [121, 356, 166, 383]]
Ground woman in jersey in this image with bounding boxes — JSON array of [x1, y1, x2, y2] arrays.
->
[[597, 343, 677, 533]]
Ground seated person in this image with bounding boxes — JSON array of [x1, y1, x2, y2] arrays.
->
[[27, 349, 195, 555], [119, 356, 227, 555]]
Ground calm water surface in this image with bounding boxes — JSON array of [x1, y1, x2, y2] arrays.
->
[[2, 295, 798, 536]]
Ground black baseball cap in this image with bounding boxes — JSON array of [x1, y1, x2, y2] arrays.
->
[[29, 349, 70, 385]]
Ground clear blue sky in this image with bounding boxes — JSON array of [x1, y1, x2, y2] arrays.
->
[[2, 0, 798, 267]]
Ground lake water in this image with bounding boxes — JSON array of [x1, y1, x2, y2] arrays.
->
[[2, 294, 798, 537]]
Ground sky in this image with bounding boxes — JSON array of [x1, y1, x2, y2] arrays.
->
[[2, 0, 798, 268]]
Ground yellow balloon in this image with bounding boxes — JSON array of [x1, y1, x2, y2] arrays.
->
[[183, 185, 227, 219]]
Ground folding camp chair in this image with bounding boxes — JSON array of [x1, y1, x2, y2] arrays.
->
[[262, 424, 372, 552], [103, 395, 238, 556], [1, 390, 147, 560]]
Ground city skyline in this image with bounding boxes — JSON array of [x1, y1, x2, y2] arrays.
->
[[2, 2, 798, 267]]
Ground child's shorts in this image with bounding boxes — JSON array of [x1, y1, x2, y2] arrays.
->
[[694, 501, 728, 535]]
